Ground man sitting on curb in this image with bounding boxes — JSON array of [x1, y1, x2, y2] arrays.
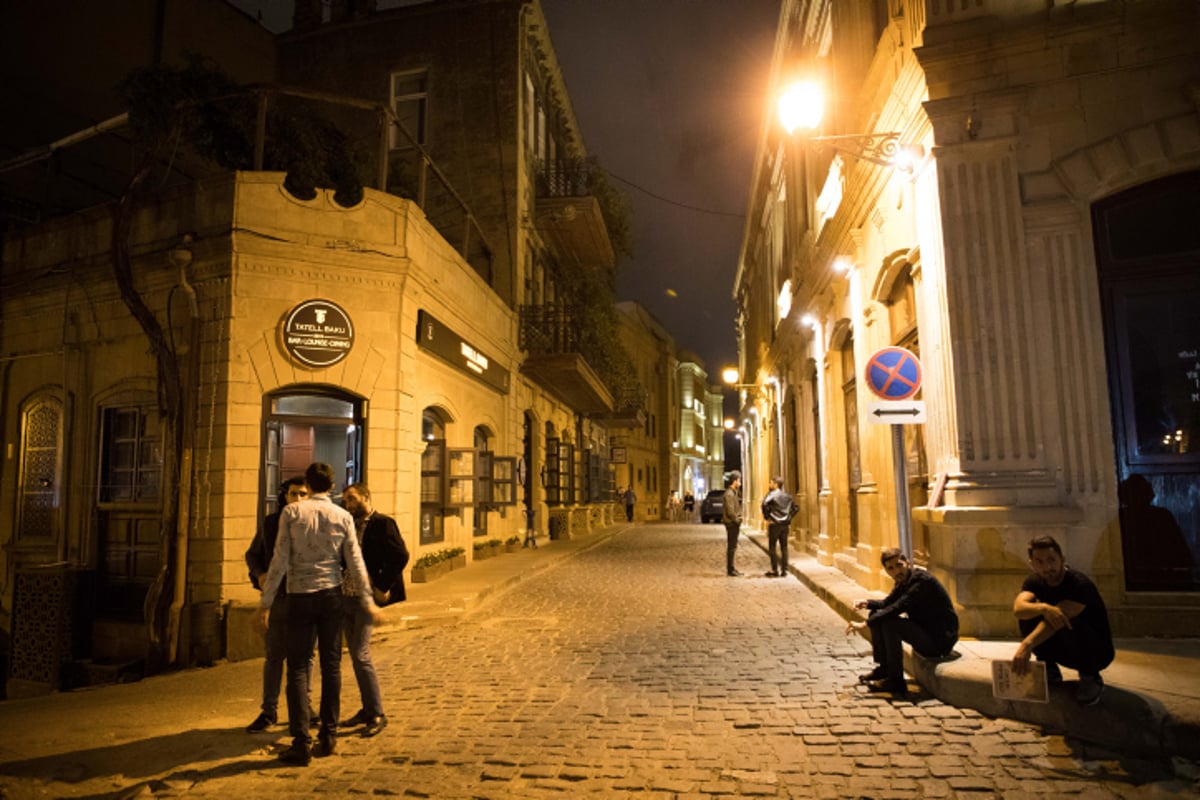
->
[[846, 548, 959, 696], [1011, 535, 1114, 706]]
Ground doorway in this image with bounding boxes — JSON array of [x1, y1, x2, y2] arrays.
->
[[1095, 170, 1200, 591], [261, 389, 364, 515]]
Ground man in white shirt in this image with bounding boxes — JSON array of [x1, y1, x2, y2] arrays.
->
[[258, 462, 382, 765]]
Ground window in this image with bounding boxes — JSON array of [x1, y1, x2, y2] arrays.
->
[[99, 406, 162, 503], [420, 409, 447, 544], [16, 396, 63, 544], [390, 69, 429, 150]]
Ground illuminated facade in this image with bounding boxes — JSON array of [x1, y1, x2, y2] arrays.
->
[[735, 0, 1200, 637]]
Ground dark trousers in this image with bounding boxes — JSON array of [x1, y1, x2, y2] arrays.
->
[[724, 522, 740, 572], [625, 504, 634, 521], [1018, 616, 1114, 676], [286, 587, 344, 744], [868, 615, 950, 682], [767, 523, 789, 573]]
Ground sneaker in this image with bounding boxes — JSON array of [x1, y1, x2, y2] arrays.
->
[[245, 713, 276, 733], [278, 741, 311, 766], [1043, 661, 1064, 685], [866, 678, 909, 696], [1076, 674, 1104, 706], [764, 570, 778, 577], [727, 569, 743, 577]]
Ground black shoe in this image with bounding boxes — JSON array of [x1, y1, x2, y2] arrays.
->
[[246, 713, 276, 733], [727, 569, 743, 577], [340, 709, 368, 727], [1075, 674, 1103, 706], [362, 714, 388, 738], [313, 730, 336, 758], [278, 742, 311, 766], [858, 667, 886, 684], [764, 570, 778, 577], [1044, 661, 1064, 686], [867, 678, 909, 695]]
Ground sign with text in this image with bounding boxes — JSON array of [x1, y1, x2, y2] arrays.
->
[[417, 309, 510, 394], [281, 299, 354, 367]]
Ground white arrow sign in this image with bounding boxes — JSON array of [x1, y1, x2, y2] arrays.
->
[[867, 400, 926, 424]]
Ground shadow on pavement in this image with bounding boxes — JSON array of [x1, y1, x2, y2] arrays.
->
[[0, 727, 278, 790]]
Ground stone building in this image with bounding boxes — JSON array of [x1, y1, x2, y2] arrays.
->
[[673, 353, 725, 509], [734, 0, 1199, 637], [0, 0, 625, 694]]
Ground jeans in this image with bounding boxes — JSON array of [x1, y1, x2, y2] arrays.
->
[[868, 615, 952, 682], [767, 523, 789, 573], [724, 522, 740, 572], [286, 587, 344, 744], [344, 595, 384, 718], [625, 504, 634, 521]]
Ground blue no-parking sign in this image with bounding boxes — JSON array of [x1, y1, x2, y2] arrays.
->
[[864, 347, 922, 401]]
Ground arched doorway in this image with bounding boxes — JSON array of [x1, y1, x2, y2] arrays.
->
[[1095, 170, 1200, 591]]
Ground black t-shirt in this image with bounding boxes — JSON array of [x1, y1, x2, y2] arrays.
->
[[1022, 568, 1113, 646]]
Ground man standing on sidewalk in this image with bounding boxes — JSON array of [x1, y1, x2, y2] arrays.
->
[[761, 476, 796, 577], [623, 486, 637, 522], [1011, 535, 1114, 706], [258, 462, 382, 765], [722, 471, 743, 576], [846, 548, 959, 696], [340, 482, 409, 738]]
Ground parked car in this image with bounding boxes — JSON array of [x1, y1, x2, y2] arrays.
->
[[699, 489, 725, 523]]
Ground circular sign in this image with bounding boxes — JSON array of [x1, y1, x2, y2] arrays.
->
[[281, 299, 354, 367], [864, 347, 922, 400]]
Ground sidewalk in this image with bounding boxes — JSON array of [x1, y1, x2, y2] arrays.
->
[[744, 530, 1200, 760]]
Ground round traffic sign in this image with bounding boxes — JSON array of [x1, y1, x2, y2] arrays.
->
[[864, 347, 922, 400]]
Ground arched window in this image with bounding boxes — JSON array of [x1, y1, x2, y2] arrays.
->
[[16, 395, 64, 546], [419, 407, 449, 545]]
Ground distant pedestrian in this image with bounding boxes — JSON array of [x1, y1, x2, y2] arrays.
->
[[1011, 535, 1114, 706], [760, 476, 797, 577], [683, 492, 695, 517], [846, 548, 959, 697], [722, 472, 743, 576], [258, 462, 382, 765], [623, 486, 637, 522], [243, 476, 316, 733], [667, 491, 682, 521], [340, 483, 409, 738]]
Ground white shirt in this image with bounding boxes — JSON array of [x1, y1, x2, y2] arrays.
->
[[259, 493, 372, 609]]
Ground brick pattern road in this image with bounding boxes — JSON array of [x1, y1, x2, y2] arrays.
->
[[3, 524, 1198, 799]]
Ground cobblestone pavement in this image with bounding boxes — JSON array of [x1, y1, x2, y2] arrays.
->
[[3, 524, 1199, 799]]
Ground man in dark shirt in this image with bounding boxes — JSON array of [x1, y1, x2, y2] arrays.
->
[[760, 476, 797, 577], [1011, 535, 1114, 706], [846, 548, 959, 696], [722, 471, 743, 576]]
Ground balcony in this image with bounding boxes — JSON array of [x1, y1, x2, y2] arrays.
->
[[533, 162, 616, 271], [519, 304, 614, 415]]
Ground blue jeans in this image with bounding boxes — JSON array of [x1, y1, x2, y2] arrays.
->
[[344, 595, 384, 718], [286, 588, 344, 743]]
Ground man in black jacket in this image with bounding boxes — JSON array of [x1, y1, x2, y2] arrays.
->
[[846, 548, 959, 696], [341, 482, 409, 737], [244, 476, 314, 733]]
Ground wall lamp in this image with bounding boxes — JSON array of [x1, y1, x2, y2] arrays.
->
[[779, 81, 924, 172]]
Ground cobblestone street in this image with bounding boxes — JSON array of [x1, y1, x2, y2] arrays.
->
[[3, 524, 1198, 799]]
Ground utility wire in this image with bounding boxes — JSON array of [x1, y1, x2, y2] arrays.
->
[[601, 168, 745, 219]]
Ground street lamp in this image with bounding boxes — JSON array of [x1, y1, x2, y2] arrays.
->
[[778, 80, 924, 171]]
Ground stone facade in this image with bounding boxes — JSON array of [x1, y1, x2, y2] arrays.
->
[[735, 0, 1200, 637]]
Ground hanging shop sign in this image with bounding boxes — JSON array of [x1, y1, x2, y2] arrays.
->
[[281, 299, 355, 368], [416, 309, 510, 394]]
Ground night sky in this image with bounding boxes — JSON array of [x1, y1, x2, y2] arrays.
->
[[230, 0, 781, 374], [541, 0, 780, 373]]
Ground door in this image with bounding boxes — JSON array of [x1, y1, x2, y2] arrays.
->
[[1095, 171, 1200, 591]]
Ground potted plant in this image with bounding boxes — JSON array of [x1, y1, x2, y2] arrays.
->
[[473, 540, 494, 561], [410, 549, 451, 583], [504, 535, 520, 553], [447, 546, 467, 571]]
